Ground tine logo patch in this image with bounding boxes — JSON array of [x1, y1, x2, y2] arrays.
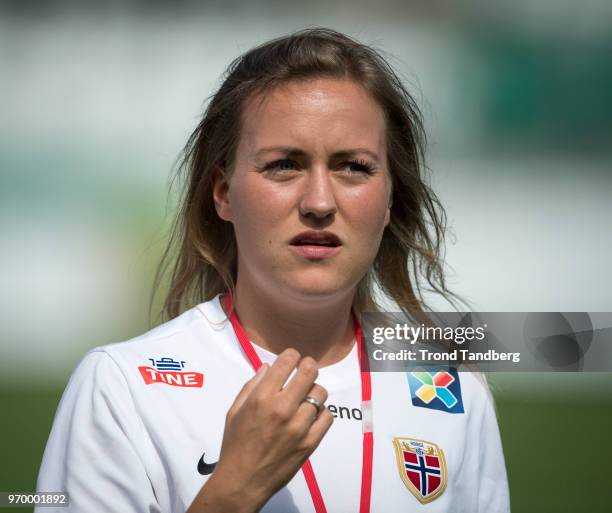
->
[[139, 357, 204, 388]]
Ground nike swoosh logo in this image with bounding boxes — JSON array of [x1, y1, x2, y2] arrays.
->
[[197, 452, 218, 475]]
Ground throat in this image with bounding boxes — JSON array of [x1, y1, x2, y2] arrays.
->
[[222, 290, 357, 368]]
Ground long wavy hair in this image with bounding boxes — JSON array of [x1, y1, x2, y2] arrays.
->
[[150, 27, 463, 324]]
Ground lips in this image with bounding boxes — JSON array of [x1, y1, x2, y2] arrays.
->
[[289, 231, 342, 247], [288, 231, 342, 260]]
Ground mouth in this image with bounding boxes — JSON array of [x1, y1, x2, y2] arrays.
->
[[288, 231, 343, 260], [289, 231, 342, 247]]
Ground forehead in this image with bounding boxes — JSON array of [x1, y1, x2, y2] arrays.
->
[[238, 78, 386, 158]]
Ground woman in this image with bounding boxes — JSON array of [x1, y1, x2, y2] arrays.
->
[[36, 28, 510, 512]]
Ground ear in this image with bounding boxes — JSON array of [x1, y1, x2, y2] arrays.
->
[[212, 165, 233, 222]]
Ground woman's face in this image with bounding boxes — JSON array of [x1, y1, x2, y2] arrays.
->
[[213, 77, 392, 304]]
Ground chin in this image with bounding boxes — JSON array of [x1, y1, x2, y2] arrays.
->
[[280, 273, 356, 300]]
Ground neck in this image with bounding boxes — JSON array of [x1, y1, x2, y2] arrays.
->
[[221, 285, 357, 368]]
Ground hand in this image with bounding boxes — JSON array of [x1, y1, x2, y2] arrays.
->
[[187, 348, 333, 513]]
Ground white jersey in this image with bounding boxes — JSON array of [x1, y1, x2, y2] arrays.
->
[[36, 294, 510, 512]]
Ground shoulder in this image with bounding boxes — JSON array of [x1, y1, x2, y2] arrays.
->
[[93, 294, 229, 364], [69, 294, 239, 390], [458, 370, 494, 400], [456, 369, 497, 416]]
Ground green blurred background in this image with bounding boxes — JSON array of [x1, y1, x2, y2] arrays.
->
[[1, 1, 611, 511]]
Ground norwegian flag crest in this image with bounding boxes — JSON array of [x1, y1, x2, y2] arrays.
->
[[393, 437, 447, 504]]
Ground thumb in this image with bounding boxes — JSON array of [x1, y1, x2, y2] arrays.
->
[[231, 363, 268, 413]]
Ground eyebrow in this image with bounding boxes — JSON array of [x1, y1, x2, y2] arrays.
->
[[254, 146, 381, 164]]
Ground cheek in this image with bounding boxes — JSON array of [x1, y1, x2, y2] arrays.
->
[[349, 187, 391, 234], [229, 183, 289, 243]]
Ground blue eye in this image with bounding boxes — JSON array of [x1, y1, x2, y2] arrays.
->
[[262, 158, 375, 174], [345, 159, 375, 174], [265, 159, 298, 172]]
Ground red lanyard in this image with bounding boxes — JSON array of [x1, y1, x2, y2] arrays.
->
[[224, 292, 373, 513]]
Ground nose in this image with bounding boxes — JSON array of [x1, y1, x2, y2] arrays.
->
[[298, 165, 337, 220]]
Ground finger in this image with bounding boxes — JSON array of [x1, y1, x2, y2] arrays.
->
[[282, 385, 329, 446], [229, 363, 269, 414], [282, 356, 319, 406], [293, 383, 328, 424], [302, 407, 334, 449], [256, 348, 301, 395]]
